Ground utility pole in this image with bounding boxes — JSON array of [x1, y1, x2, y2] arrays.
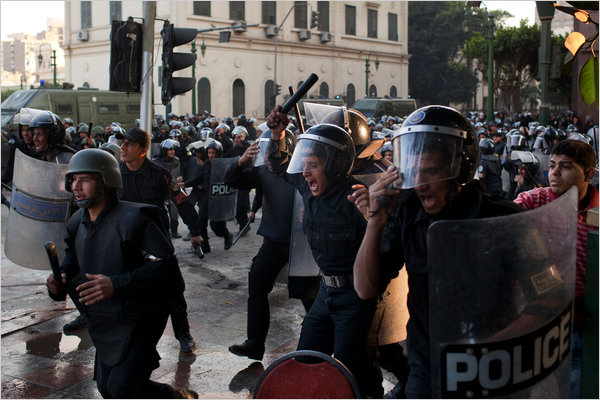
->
[[191, 41, 197, 115], [486, 12, 494, 122], [140, 1, 156, 138], [536, 1, 555, 126]]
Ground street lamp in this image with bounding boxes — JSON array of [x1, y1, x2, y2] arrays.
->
[[365, 54, 379, 97], [468, 2, 494, 121], [38, 44, 57, 87]]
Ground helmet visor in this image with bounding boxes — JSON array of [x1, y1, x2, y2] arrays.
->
[[253, 137, 270, 167], [392, 132, 463, 189], [304, 103, 348, 129], [286, 137, 334, 175]]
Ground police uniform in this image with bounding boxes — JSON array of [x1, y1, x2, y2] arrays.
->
[[267, 136, 382, 398], [118, 158, 199, 347], [478, 153, 503, 196], [379, 181, 522, 397], [56, 197, 186, 398], [225, 160, 295, 349], [224, 142, 251, 229]]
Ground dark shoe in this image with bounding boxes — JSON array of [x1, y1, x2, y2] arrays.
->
[[224, 232, 233, 250], [201, 243, 211, 254], [172, 387, 198, 398], [228, 339, 265, 360], [182, 233, 191, 241], [179, 335, 196, 354], [171, 232, 182, 239], [63, 314, 87, 332]]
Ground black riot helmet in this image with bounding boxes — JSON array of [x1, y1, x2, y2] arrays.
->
[[29, 111, 66, 147], [287, 123, 355, 180], [543, 126, 558, 146], [206, 139, 223, 157], [511, 150, 540, 178], [254, 128, 296, 167], [506, 131, 526, 150], [392, 105, 478, 188], [479, 138, 495, 155]]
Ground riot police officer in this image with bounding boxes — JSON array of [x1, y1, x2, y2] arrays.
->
[[266, 107, 383, 398], [116, 128, 201, 354], [351, 105, 522, 398], [45, 149, 197, 398], [224, 126, 251, 234], [153, 139, 183, 239], [30, 111, 76, 163], [478, 138, 504, 197]]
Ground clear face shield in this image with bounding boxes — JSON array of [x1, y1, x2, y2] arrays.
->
[[286, 138, 335, 175], [392, 130, 463, 189], [303, 103, 349, 130], [253, 135, 271, 167]]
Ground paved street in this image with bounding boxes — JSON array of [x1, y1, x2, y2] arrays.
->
[[0, 196, 311, 398]]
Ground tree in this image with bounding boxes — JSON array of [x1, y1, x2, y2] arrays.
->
[[464, 21, 541, 113]]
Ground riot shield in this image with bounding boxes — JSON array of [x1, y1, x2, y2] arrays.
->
[[428, 186, 577, 398], [288, 189, 319, 277], [208, 157, 238, 221], [5, 149, 72, 269]]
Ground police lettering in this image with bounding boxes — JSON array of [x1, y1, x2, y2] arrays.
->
[[441, 305, 572, 397], [211, 183, 235, 196]]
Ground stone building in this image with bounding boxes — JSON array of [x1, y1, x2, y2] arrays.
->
[[63, 1, 409, 119]]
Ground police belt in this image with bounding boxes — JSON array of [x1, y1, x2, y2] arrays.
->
[[319, 272, 354, 289]]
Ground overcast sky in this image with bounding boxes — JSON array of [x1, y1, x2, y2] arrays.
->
[[1, 1, 538, 40]]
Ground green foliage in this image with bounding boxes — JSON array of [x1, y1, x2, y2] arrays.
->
[[579, 57, 599, 106]]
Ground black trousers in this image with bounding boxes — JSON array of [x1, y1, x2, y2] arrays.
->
[[170, 294, 191, 341], [198, 190, 230, 243], [94, 311, 179, 398], [247, 237, 290, 343], [235, 189, 250, 228]]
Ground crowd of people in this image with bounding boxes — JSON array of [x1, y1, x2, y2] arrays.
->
[[1, 102, 597, 399]]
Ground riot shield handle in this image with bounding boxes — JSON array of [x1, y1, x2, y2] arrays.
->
[[44, 241, 62, 281]]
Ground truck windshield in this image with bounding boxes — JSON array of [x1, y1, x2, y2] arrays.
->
[[350, 99, 379, 118], [1, 90, 38, 129]]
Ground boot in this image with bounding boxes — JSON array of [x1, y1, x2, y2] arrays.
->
[[228, 339, 265, 360]]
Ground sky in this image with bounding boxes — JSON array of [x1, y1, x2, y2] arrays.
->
[[0, 1, 538, 40]]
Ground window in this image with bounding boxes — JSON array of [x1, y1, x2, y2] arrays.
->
[[198, 78, 211, 113], [390, 86, 397, 98], [294, 1, 307, 29], [193, 2, 211, 16], [262, 2, 276, 25], [369, 84, 377, 98], [99, 104, 119, 114], [110, 1, 122, 23], [346, 84, 356, 107], [127, 104, 140, 113], [81, 1, 92, 29], [264, 80, 275, 116], [388, 13, 398, 41], [56, 104, 73, 114], [319, 82, 329, 99], [317, 1, 329, 32], [368, 9, 377, 38], [230, 1, 245, 21], [233, 79, 245, 116], [345, 5, 356, 35]]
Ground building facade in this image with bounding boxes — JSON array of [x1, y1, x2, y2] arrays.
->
[[64, 1, 409, 119]]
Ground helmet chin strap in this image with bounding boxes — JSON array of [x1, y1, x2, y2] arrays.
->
[[74, 182, 105, 209]]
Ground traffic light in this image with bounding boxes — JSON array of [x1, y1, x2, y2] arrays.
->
[[109, 17, 143, 92], [161, 20, 198, 106], [310, 11, 320, 29], [276, 84, 281, 95]]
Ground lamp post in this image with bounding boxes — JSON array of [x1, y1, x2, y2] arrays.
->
[[486, 12, 494, 122], [536, 2, 556, 126], [37, 44, 57, 86], [191, 41, 197, 115], [365, 54, 379, 97]]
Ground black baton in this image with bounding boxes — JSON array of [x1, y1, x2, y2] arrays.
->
[[280, 73, 319, 114], [44, 241, 62, 281], [288, 86, 306, 134]]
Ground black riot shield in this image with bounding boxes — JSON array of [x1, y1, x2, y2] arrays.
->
[[428, 186, 577, 398], [208, 157, 238, 221], [5, 149, 72, 269]]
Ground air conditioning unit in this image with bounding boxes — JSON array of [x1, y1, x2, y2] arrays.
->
[[76, 30, 89, 41], [232, 20, 247, 33], [320, 32, 332, 43], [298, 29, 311, 41], [265, 25, 277, 38]]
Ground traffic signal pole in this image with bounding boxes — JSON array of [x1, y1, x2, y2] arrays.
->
[[141, 1, 156, 138]]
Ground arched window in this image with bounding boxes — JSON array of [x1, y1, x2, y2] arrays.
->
[[346, 83, 356, 107], [390, 86, 397, 98], [265, 80, 275, 117], [369, 84, 377, 98], [319, 82, 329, 99], [198, 77, 211, 113], [232, 79, 245, 116]]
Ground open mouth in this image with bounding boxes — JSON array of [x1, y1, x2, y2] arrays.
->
[[419, 194, 435, 209], [306, 178, 318, 193]]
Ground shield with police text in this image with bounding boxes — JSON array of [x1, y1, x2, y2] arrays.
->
[[428, 186, 577, 398], [5, 149, 72, 269], [208, 157, 237, 221]]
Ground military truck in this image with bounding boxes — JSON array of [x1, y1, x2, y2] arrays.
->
[[351, 98, 417, 120], [1, 89, 141, 131]]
